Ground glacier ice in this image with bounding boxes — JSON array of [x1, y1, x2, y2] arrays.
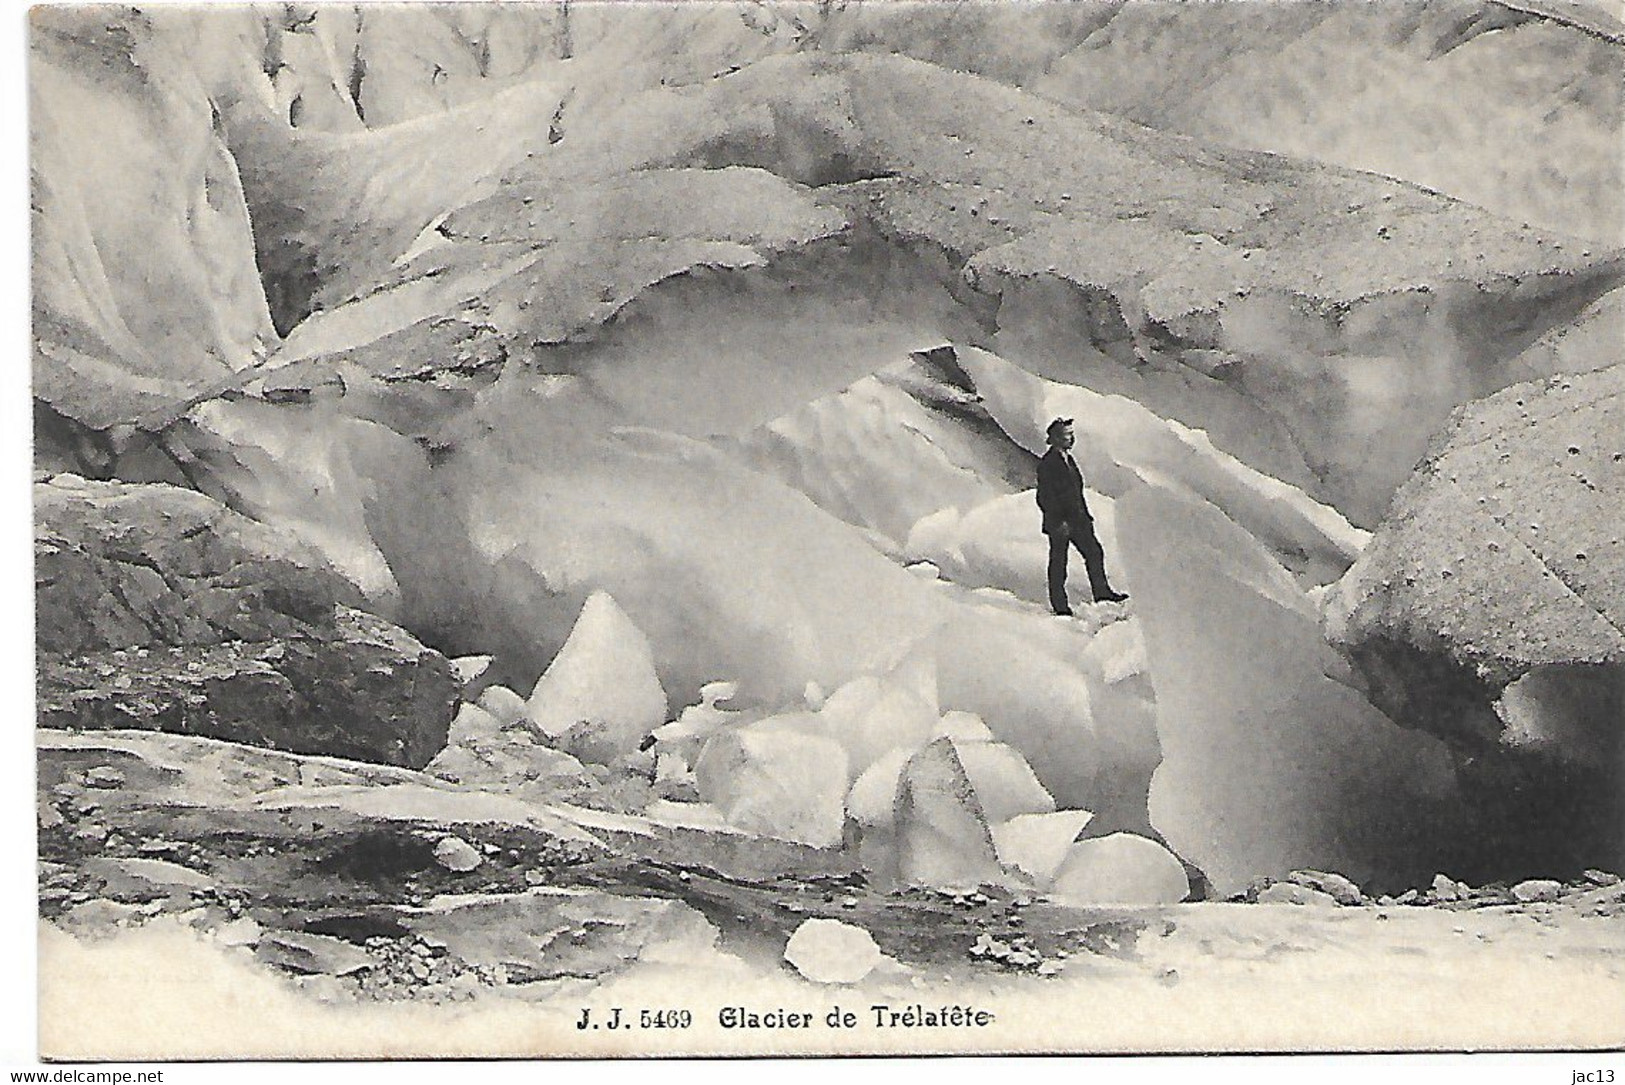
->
[[1116, 481, 1465, 895], [952, 740, 1055, 823], [817, 673, 939, 782]]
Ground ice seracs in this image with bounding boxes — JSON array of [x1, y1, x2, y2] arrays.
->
[[1117, 481, 1465, 896]]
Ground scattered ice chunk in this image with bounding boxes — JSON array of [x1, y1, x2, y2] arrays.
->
[[699, 681, 739, 706], [214, 916, 263, 947], [937, 710, 994, 743], [476, 685, 529, 727], [450, 655, 493, 688], [644, 800, 729, 830], [784, 919, 885, 984], [1047, 833, 1189, 906], [83, 767, 125, 790], [651, 680, 744, 751], [847, 748, 914, 828], [992, 810, 1095, 883], [527, 591, 668, 763], [818, 673, 937, 781], [446, 703, 506, 746], [694, 723, 849, 847], [952, 740, 1054, 822], [894, 738, 1004, 892]]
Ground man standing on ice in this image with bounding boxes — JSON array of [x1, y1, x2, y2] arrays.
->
[[1037, 417, 1128, 616]]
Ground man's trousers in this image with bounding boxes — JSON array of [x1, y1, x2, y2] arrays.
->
[[1046, 519, 1112, 613]]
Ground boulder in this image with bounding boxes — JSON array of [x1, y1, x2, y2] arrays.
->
[[1047, 833, 1189, 907], [432, 835, 484, 873], [527, 592, 668, 764], [783, 919, 885, 984], [1512, 879, 1563, 904], [693, 722, 849, 848], [254, 932, 376, 977], [1288, 870, 1364, 906], [397, 887, 718, 984], [82, 857, 215, 902], [35, 477, 457, 768], [1430, 874, 1463, 902]]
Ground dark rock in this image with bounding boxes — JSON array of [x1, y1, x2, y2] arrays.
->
[[395, 887, 717, 984], [256, 931, 376, 977], [35, 477, 457, 768]]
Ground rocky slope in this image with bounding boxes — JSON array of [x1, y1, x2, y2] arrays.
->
[[36, 475, 457, 767]]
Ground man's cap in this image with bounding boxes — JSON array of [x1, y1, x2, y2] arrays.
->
[[1045, 417, 1074, 437]]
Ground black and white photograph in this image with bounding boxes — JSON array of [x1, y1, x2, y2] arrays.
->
[[22, 0, 1625, 1063]]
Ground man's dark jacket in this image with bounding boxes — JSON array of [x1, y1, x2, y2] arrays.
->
[[1036, 447, 1092, 535]]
